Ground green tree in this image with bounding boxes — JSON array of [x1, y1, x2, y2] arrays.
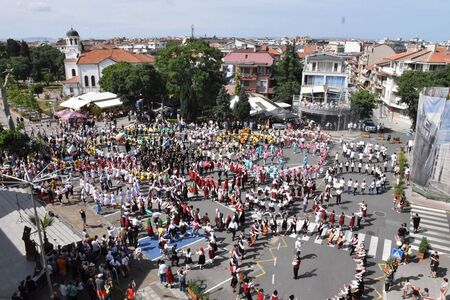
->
[[213, 87, 232, 122], [233, 89, 251, 120], [397, 66, 450, 128], [30, 45, 64, 82], [234, 67, 241, 95], [129, 63, 165, 108], [100, 62, 165, 107], [0, 129, 32, 157], [7, 86, 39, 110], [6, 39, 21, 57], [272, 44, 302, 104], [350, 90, 376, 120], [42, 71, 54, 86], [272, 81, 301, 105], [100, 62, 134, 102], [31, 83, 44, 95], [9, 56, 31, 81], [156, 39, 225, 121], [397, 66, 450, 127], [29, 213, 54, 248], [20, 41, 30, 58]]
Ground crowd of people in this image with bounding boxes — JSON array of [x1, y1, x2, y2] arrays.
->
[[2, 112, 434, 300]]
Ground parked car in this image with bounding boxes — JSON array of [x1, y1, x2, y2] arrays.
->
[[362, 119, 377, 132]]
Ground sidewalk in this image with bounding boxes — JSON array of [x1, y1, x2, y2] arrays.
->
[[385, 256, 450, 300], [406, 188, 450, 212]]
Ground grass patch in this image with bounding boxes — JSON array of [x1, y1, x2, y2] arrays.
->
[[37, 100, 55, 116]]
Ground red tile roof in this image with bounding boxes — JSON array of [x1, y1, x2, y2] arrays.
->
[[385, 49, 426, 61], [386, 49, 450, 64], [414, 51, 450, 64], [63, 76, 79, 84], [297, 45, 318, 58], [78, 49, 154, 64], [267, 47, 281, 57], [224, 51, 274, 66]]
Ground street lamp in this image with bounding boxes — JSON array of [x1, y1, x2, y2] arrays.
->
[[0, 164, 68, 297]]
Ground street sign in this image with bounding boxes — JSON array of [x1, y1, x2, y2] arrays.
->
[[392, 248, 403, 260]]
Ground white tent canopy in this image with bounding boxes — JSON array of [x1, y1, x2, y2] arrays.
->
[[94, 98, 123, 109], [60, 98, 89, 110], [59, 92, 123, 110], [230, 93, 291, 116]]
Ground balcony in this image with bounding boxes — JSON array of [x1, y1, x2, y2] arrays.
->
[[297, 99, 351, 116], [239, 74, 257, 80]]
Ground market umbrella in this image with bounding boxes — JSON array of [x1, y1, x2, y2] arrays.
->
[[59, 111, 87, 121], [54, 109, 71, 118]]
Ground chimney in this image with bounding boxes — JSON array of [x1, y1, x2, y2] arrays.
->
[[426, 44, 437, 52]]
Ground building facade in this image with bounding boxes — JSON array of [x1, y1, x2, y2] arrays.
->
[[380, 46, 449, 117], [223, 49, 274, 96], [293, 53, 352, 129], [61, 28, 154, 97]]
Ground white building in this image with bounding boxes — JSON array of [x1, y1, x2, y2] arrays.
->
[[344, 41, 362, 53], [380, 46, 450, 117], [293, 53, 352, 130], [62, 28, 154, 97], [118, 40, 167, 54]]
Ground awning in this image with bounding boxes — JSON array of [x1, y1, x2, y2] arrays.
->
[[60, 97, 89, 110], [94, 98, 123, 109], [301, 86, 325, 94]]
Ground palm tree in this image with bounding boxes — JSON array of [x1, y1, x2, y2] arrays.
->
[[29, 213, 54, 252]]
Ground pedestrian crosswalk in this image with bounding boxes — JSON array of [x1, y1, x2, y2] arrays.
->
[[284, 220, 397, 260], [409, 204, 450, 254], [253, 204, 450, 260]]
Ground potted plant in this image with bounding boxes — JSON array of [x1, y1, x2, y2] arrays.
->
[[393, 182, 404, 200], [417, 237, 429, 260], [187, 281, 202, 300]]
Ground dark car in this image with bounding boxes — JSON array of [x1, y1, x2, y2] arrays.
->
[[362, 120, 377, 132]]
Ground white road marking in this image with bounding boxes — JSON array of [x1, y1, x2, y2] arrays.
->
[[204, 278, 232, 293], [368, 236, 378, 258], [382, 239, 392, 261], [410, 205, 447, 213], [411, 209, 447, 218], [411, 233, 450, 244]]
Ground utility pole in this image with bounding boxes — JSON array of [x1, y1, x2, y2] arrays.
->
[[191, 24, 194, 39]]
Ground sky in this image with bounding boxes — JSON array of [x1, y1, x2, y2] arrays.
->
[[0, 0, 449, 41]]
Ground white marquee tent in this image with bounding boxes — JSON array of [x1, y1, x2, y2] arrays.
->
[[60, 92, 123, 110]]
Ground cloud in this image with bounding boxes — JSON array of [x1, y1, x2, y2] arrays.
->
[[29, 1, 51, 12]]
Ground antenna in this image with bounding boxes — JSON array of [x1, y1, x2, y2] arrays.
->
[[191, 24, 194, 39]]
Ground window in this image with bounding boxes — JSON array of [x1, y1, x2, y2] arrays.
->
[[69, 87, 73, 93], [334, 63, 339, 72], [242, 81, 250, 87], [312, 62, 317, 71], [74, 39, 78, 45], [69, 38, 73, 45], [84, 76, 89, 87], [71, 69, 76, 77], [91, 76, 96, 87]]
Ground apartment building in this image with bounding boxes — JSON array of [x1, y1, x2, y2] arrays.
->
[[380, 45, 450, 117], [223, 48, 275, 96]]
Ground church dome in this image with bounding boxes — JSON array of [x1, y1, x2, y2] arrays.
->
[[66, 28, 79, 37]]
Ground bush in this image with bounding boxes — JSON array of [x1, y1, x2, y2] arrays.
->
[[394, 181, 404, 197], [188, 281, 202, 295], [30, 83, 44, 95], [419, 237, 428, 253]]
